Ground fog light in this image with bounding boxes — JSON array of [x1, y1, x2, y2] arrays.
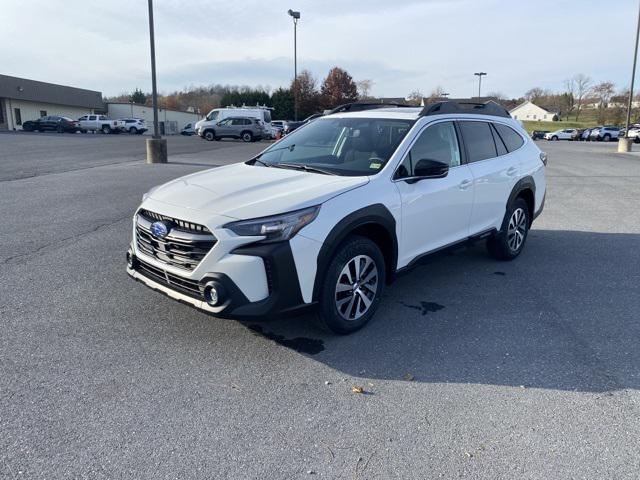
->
[[203, 281, 224, 306]]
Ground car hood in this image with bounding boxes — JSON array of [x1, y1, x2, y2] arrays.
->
[[146, 162, 368, 219]]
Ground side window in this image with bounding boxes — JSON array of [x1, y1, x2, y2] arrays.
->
[[231, 119, 244, 126], [490, 124, 508, 156], [459, 121, 497, 163], [396, 121, 461, 178], [78, 116, 87, 121], [88, 115, 96, 121], [493, 123, 525, 152]]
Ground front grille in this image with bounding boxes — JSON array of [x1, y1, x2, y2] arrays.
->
[[135, 210, 217, 271], [135, 258, 203, 300], [138, 208, 211, 233]]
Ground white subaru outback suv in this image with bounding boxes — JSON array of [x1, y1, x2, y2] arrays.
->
[[127, 101, 546, 334]]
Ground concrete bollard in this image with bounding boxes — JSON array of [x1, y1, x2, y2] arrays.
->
[[146, 138, 168, 164], [618, 137, 632, 153]]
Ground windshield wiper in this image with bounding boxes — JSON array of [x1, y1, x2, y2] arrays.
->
[[252, 158, 271, 167], [272, 163, 337, 176]]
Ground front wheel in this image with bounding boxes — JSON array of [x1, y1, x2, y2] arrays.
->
[[602, 134, 611, 142], [203, 130, 216, 141], [101, 125, 111, 134], [552, 135, 558, 141], [241, 131, 253, 142], [315, 236, 385, 334], [129, 127, 137, 135], [487, 198, 530, 261]]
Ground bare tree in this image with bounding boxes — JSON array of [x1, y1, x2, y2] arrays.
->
[[426, 86, 448, 102], [592, 81, 616, 123], [406, 90, 424, 106], [524, 87, 546, 103], [356, 79, 374, 100], [573, 74, 592, 121], [562, 78, 576, 118]]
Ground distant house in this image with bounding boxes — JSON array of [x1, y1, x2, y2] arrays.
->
[[510, 101, 558, 121]]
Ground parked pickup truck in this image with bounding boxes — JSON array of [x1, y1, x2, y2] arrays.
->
[[77, 114, 121, 134]]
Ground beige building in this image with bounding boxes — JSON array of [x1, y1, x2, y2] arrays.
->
[[509, 101, 558, 121], [107, 102, 202, 135], [0, 74, 103, 130]]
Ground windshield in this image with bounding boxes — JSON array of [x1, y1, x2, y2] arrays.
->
[[255, 117, 414, 176], [206, 110, 219, 121]]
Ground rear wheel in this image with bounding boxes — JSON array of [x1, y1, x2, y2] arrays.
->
[[129, 127, 137, 135], [101, 125, 111, 134], [487, 198, 529, 261], [602, 134, 611, 142], [315, 236, 385, 334], [241, 131, 253, 142]]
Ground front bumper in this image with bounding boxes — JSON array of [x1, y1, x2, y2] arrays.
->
[[127, 240, 313, 320]]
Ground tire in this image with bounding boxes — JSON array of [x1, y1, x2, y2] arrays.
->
[[56, 125, 63, 133], [101, 125, 111, 134], [129, 127, 137, 135], [487, 197, 530, 261], [552, 135, 558, 141], [634, 137, 640, 144], [203, 130, 216, 141], [315, 235, 386, 334], [602, 134, 611, 142], [241, 131, 253, 142]]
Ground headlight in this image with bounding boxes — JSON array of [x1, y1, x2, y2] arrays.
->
[[223, 206, 320, 243]]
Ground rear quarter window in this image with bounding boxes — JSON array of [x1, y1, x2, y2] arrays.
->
[[493, 123, 525, 152]]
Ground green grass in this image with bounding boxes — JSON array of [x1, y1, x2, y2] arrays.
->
[[521, 110, 601, 133]]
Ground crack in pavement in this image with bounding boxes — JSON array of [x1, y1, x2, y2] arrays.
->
[[1, 216, 131, 266]]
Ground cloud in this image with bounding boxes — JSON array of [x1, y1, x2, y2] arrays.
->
[[0, 0, 637, 98]]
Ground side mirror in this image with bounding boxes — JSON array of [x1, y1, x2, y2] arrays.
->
[[413, 159, 449, 179]]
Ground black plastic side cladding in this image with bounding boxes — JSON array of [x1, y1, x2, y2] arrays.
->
[[229, 241, 306, 319], [312, 204, 398, 302]]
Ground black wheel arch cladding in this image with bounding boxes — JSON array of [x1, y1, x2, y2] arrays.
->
[[507, 176, 536, 226], [312, 203, 398, 302]]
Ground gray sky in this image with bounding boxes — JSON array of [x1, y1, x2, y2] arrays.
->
[[2, 0, 637, 98]]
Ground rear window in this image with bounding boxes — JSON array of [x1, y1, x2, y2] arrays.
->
[[459, 121, 497, 162], [493, 123, 524, 152]]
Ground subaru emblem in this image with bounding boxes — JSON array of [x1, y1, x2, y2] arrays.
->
[[150, 221, 169, 238]]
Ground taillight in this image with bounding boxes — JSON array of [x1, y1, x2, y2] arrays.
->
[[540, 152, 548, 165]]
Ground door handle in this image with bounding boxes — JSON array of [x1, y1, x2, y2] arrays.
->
[[459, 179, 472, 190], [507, 166, 518, 176]]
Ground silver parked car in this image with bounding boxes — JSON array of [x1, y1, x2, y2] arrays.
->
[[200, 116, 264, 142]]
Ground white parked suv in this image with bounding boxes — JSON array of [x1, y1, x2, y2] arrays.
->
[[543, 128, 577, 141], [127, 101, 546, 334]]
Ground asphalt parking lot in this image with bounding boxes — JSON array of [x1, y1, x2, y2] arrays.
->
[[1, 133, 639, 479]]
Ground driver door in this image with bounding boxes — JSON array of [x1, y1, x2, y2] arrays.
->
[[394, 121, 474, 267], [216, 118, 233, 137]]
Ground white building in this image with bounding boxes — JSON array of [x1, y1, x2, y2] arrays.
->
[[0, 74, 103, 131], [106, 103, 202, 135], [509, 101, 558, 121]]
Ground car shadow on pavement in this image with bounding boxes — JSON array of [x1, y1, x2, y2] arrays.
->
[[241, 229, 640, 393]]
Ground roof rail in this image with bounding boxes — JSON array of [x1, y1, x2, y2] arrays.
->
[[327, 102, 412, 115], [419, 100, 510, 118]]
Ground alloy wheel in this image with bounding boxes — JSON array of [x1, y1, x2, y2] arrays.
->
[[507, 207, 527, 252], [334, 254, 378, 321]]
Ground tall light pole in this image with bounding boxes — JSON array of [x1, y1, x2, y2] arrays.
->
[[146, 0, 167, 163], [288, 9, 300, 121], [624, 1, 640, 140], [474, 72, 487, 100]]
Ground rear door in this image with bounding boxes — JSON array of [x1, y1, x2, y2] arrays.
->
[[460, 120, 522, 235]]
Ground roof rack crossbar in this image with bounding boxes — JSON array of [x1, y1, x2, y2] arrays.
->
[[327, 102, 412, 115], [419, 100, 510, 118]]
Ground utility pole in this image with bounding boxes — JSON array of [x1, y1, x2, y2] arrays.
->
[[146, 0, 167, 162], [474, 72, 487, 100], [288, 9, 300, 121], [624, 1, 640, 143]]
